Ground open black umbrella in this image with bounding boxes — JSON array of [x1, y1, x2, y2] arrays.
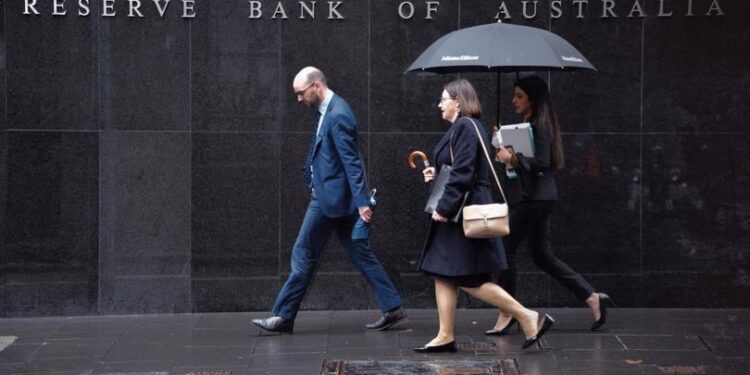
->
[[406, 22, 596, 73], [406, 22, 596, 124]]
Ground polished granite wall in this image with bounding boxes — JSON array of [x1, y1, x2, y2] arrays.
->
[[1, 0, 748, 317]]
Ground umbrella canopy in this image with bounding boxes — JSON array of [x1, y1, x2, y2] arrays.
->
[[405, 22, 596, 73]]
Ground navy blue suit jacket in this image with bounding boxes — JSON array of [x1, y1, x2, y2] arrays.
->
[[311, 94, 369, 218]]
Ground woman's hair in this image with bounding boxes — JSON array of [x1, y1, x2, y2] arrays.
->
[[514, 75, 564, 169], [444, 79, 481, 119]]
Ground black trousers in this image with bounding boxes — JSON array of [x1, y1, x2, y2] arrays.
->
[[498, 201, 595, 301]]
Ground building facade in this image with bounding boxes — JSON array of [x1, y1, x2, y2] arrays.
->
[[1, 0, 748, 316]]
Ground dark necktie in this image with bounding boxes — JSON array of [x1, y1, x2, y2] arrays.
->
[[303, 111, 321, 188]]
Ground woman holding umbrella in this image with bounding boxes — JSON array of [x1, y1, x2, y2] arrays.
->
[[415, 78, 554, 353], [488, 75, 614, 336]]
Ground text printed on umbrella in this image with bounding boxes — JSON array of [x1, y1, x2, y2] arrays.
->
[[441, 55, 480, 61], [561, 56, 584, 63]]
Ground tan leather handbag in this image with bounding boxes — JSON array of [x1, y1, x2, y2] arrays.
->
[[462, 119, 510, 238]]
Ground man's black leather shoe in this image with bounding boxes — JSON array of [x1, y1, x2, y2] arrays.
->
[[252, 316, 294, 334], [365, 307, 407, 331]]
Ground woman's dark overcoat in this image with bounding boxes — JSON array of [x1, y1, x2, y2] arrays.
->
[[418, 117, 507, 277]]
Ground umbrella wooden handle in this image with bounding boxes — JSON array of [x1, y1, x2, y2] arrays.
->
[[408, 151, 430, 169]]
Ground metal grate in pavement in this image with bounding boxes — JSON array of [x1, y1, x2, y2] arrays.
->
[[321, 359, 520, 375]]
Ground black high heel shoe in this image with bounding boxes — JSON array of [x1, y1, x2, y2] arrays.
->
[[412, 341, 458, 353], [591, 293, 615, 331], [522, 314, 555, 350], [485, 317, 517, 336]]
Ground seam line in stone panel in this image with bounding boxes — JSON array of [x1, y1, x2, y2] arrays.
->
[[5, 129, 102, 133], [546, 0, 552, 110], [639, 18, 645, 274], [192, 277, 280, 282], [30, 129, 191, 134], [113, 275, 191, 280], [277, 19, 283, 282], [366, 131, 446, 135], [193, 130, 278, 134], [144, 130, 461, 136], [187, 12, 194, 312], [640, 271, 734, 275], [456, 0, 461, 81], [278, 272, 363, 276], [96, 0, 103, 315], [42, 129, 740, 136], [520, 272, 638, 276], [457, 0, 461, 28], [5, 281, 90, 286], [564, 131, 745, 135], [3, 0, 6, 132], [367, 0, 371, 179]]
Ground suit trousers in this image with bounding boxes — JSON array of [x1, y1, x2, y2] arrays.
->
[[498, 201, 595, 301], [272, 193, 403, 320]]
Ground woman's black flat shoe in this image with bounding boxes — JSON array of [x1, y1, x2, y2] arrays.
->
[[522, 314, 555, 350], [485, 317, 518, 336], [591, 293, 616, 331], [412, 341, 458, 353]]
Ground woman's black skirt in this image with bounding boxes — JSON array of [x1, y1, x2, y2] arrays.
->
[[423, 271, 494, 288]]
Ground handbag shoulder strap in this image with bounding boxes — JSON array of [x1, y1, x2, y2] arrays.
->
[[449, 131, 455, 163], [465, 118, 508, 204]]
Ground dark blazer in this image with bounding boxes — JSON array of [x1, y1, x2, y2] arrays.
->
[[311, 94, 370, 218], [418, 117, 507, 276], [501, 120, 558, 205]]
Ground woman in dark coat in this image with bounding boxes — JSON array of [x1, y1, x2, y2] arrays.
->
[[488, 75, 614, 336], [414, 79, 554, 353]]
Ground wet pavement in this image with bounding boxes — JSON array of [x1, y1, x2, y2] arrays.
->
[[0, 308, 748, 374]]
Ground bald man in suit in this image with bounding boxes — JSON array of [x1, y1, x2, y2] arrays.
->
[[252, 67, 406, 334]]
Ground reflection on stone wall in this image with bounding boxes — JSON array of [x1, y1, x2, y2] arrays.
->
[[1, 0, 749, 316]]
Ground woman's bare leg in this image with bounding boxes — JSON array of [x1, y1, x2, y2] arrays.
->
[[461, 282, 539, 339], [427, 278, 458, 346], [585, 292, 601, 320]]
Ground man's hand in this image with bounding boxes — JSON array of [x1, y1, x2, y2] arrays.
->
[[359, 206, 373, 223]]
